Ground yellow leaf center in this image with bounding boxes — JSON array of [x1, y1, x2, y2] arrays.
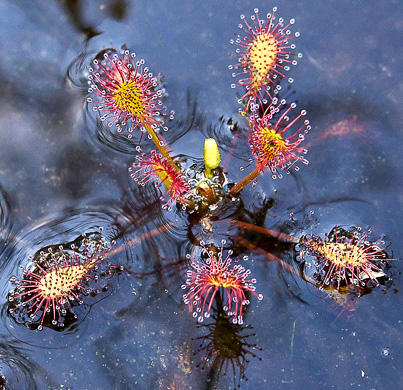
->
[[208, 272, 238, 289], [38, 265, 87, 299], [313, 242, 366, 267], [260, 127, 286, 159], [248, 33, 278, 86], [114, 80, 145, 118]]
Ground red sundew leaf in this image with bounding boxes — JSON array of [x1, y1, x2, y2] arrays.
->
[[248, 100, 310, 178], [87, 48, 170, 137], [182, 241, 263, 325], [229, 7, 302, 109]]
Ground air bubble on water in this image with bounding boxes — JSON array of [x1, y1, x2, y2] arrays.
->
[[381, 348, 390, 357]]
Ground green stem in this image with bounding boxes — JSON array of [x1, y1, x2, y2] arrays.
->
[[204, 166, 213, 179], [228, 168, 260, 197]]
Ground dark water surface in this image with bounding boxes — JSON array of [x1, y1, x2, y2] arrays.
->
[[0, 0, 402, 389]]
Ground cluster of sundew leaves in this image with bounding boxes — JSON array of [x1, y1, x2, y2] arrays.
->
[[299, 226, 397, 293], [0, 12, 395, 390], [8, 231, 115, 330], [229, 7, 311, 182], [83, 7, 395, 321], [81, 7, 399, 384], [85, 8, 311, 208]]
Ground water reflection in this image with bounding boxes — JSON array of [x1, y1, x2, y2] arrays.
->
[[11, 0, 131, 43], [57, 0, 102, 39], [0, 0, 401, 389], [193, 306, 261, 389], [0, 336, 58, 389], [302, 93, 400, 195], [0, 186, 13, 255], [95, 284, 202, 389]]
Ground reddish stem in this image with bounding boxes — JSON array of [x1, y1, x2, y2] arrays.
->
[[229, 168, 260, 196]]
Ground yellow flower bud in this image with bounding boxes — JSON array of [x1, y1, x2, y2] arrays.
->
[[204, 138, 221, 178]]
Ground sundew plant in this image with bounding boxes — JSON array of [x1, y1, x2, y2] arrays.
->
[[1, 3, 400, 389], [86, 6, 398, 385]]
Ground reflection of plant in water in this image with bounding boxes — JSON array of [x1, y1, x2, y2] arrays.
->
[[193, 306, 261, 389], [299, 226, 396, 292], [8, 230, 115, 330], [182, 241, 263, 325], [327, 285, 364, 321]]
